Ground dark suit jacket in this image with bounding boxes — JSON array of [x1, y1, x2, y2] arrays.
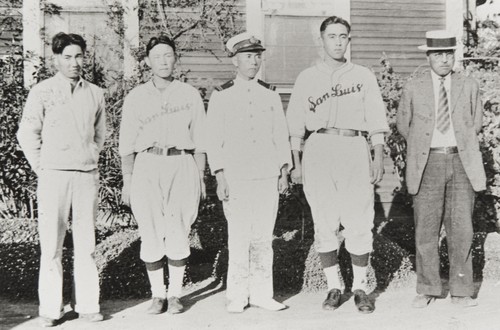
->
[[396, 71, 486, 194]]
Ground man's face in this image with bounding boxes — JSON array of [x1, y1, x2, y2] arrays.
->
[[321, 23, 350, 61], [146, 43, 176, 79], [232, 51, 262, 80], [54, 44, 84, 80], [427, 50, 455, 77]]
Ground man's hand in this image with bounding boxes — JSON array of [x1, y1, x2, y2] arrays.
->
[[370, 144, 385, 185], [215, 170, 229, 202], [121, 174, 132, 206], [278, 168, 289, 194]]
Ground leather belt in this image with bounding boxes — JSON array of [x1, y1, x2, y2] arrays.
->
[[316, 127, 362, 137], [145, 146, 194, 156], [429, 146, 458, 154]]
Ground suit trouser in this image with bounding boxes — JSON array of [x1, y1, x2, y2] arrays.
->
[[37, 169, 100, 319], [223, 176, 279, 303], [413, 153, 475, 297]]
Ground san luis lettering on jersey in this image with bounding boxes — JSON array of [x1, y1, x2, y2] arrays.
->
[[308, 83, 363, 112]]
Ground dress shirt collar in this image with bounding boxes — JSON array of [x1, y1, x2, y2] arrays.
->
[[55, 71, 86, 90], [430, 70, 451, 85]]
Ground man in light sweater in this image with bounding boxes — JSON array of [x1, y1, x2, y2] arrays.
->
[[17, 32, 106, 327], [286, 16, 389, 313]]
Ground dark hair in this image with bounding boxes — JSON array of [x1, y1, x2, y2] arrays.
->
[[146, 35, 176, 56], [320, 16, 351, 35], [52, 32, 87, 54]]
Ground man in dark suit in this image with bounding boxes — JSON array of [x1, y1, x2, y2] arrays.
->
[[397, 30, 486, 308]]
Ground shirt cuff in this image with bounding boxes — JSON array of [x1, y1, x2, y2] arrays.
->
[[370, 132, 385, 146]]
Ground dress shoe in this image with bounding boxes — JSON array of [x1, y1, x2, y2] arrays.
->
[[226, 300, 248, 313], [411, 294, 436, 308], [322, 288, 342, 310], [451, 296, 478, 307], [250, 298, 287, 311], [79, 312, 104, 322], [353, 289, 374, 314], [146, 297, 166, 314], [39, 317, 57, 327], [167, 296, 184, 314]]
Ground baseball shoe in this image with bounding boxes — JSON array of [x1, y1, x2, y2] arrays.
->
[[451, 296, 478, 307], [226, 300, 248, 313], [38, 317, 57, 327], [322, 289, 342, 311], [412, 294, 436, 308], [146, 297, 166, 314], [167, 297, 184, 314], [353, 289, 374, 314], [250, 298, 287, 311], [79, 312, 104, 322]]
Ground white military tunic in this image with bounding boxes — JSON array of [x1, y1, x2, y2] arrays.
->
[[206, 77, 291, 303]]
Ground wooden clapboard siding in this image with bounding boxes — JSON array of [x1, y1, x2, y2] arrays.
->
[[139, 0, 246, 90], [350, 0, 446, 75]]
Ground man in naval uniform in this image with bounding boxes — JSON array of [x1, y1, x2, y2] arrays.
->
[[206, 32, 292, 313]]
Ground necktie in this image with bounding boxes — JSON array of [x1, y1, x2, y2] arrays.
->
[[436, 77, 450, 134]]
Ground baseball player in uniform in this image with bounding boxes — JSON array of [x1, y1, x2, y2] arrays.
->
[[286, 16, 389, 313], [17, 32, 105, 327], [119, 35, 207, 315], [206, 32, 292, 313]]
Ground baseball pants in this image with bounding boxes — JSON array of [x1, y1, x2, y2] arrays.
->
[[223, 176, 279, 303], [302, 133, 374, 256], [130, 152, 201, 262], [37, 169, 100, 319]]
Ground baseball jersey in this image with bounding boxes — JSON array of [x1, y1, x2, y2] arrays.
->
[[206, 77, 292, 180], [286, 60, 389, 151], [119, 79, 207, 157]]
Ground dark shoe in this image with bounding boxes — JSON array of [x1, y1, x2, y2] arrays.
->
[[451, 296, 478, 307], [79, 312, 104, 322], [412, 294, 436, 308], [167, 296, 184, 314], [146, 297, 166, 314], [353, 289, 374, 314], [322, 289, 342, 310], [39, 317, 57, 327]]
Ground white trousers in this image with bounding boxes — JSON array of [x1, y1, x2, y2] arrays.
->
[[37, 169, 100, 319], [223, 176, 279, 303], [303, 133, 374, 255], [131, 152, 201, 262]]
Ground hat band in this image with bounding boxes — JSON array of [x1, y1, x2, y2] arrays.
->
[[427, 37, 456, 48]]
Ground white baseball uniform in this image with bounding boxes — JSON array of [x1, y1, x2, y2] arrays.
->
[[287, 60, 389, 255], [119, 79, 206, 262], [206, 77, 292, 303]]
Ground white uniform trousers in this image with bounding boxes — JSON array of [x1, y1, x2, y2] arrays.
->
[[303, 133, 374, 256], [223, 176, 279, 303], [130, 152, 201, 262], [37, 169, 100, 319]]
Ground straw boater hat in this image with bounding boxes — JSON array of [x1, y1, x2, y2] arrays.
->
[[226, 32, 265, 56], [418, 30, 457, 51]]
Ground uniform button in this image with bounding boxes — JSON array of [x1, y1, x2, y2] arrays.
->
[[253, 140, 256, 143], [250, 114, 253, 118], [422, 152, 427, 155], [425, 133, 430, 136]]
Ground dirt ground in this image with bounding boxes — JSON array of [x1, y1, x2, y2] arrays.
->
[[2, 277, 500, 330]]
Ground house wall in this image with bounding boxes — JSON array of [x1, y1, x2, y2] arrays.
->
[[0, 0, 22, 56]]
